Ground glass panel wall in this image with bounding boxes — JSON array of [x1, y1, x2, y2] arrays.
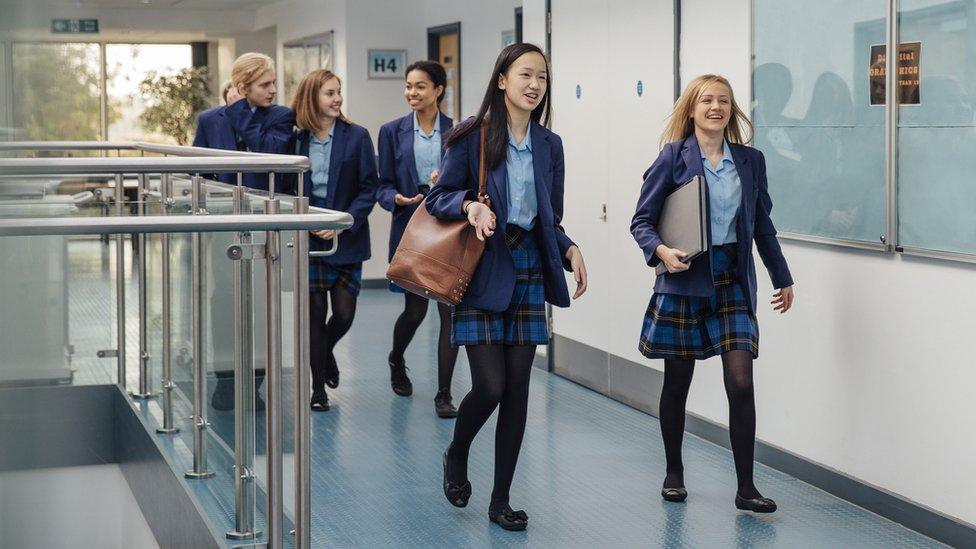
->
[[753, 0, 888, 244], [897, 0, 976, 254]]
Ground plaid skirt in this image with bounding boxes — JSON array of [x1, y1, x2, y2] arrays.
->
[[452, 226, 548, 347], [639, 244, 759, 360], [310, 260, 362, 296], [307, 196, 362, 296]]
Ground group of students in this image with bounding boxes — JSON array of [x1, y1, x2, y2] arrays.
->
[[193, 44, 795, 531]]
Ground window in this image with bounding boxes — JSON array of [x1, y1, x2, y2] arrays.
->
[[282, 32, 334, 106], [12, 43, 103, 142], [8, 41, 195, 146], [106, 43, 194, 143]]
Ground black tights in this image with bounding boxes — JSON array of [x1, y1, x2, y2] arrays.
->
[[659, 350, 761, 499], [389, 293, 459, 392], [309, 288, 357, 390], [447, 344, 536, 509]]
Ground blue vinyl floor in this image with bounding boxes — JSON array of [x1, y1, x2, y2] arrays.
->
[[66, 240, 945, 548]]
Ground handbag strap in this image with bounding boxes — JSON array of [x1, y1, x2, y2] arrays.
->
[[477, 124, 491, 207]]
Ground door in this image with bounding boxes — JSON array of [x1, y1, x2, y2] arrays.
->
[[428, 23, 461, 122]]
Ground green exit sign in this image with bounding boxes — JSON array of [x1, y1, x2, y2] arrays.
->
[[51, 19, 100, 34]]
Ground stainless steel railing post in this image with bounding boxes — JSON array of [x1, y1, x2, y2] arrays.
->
[[131, 173, 153, 399], [186, 175, 215, 480], [293, 195, 311, 549], [227, 183, 260, 541], [157, 174, 179, 434], [115, 173, 127, 389], [264, 197, 284, 549]]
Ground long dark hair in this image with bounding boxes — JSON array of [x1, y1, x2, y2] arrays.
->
[[405, 60, 447, 106], [444, 43, 552, 169]]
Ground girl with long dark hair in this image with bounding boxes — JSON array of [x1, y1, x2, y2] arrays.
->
[[426, 43, 588, 531]]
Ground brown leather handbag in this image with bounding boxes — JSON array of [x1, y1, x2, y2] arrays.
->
[[386, 127, 491, 305]]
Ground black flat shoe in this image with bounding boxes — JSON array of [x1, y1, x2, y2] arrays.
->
[[442, 450, 470, 507], [389, 359, 413, 397], [434, 389, 457, 418], [310, 389, 330, 412], [488, 505, 528, 531], [735, 494, 777, 513], [661, 487, 687, 502], [325, 354, 339, 389]]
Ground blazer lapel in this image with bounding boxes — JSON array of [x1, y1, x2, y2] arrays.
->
[[729, 143, 756, 237], [680, 133, 705, 182], [217, 107, 238, 150], [398, 114, 419, 189], [530, 123, 552, 212], [438, 113, 453, 162], [327, 120, 349, 209], [488, 159, 508, 223]]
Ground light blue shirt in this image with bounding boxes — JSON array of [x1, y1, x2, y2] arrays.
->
[[309, 128, 334, 200], [701, 140, 741, 245], [505, 126, 538, 231], [412, 111, 441, 187]]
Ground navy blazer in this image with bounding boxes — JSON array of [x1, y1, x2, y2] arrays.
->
[[376, 112, 454, 261], [426, 120, 576, 312], [630, 133, 794, 313], [286, 119, 378, 264], [191, 100, 295, 190]]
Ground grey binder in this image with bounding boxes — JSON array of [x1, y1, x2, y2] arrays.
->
[[654, 175, 709, 276]]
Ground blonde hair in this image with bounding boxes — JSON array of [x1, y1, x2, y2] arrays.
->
[[660, 74, 753, 147], [231, 52, 275, 88], [220, 80, 234, 103], [291, 70, 351, 135]]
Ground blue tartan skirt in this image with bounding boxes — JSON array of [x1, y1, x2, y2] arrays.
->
[[308, 196, 362, 296], [309, 259, 362, 296], [452, 226, 548, 347], [639, 244, 759, 360]]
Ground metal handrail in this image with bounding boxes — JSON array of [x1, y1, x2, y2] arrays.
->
[[0, 141, 266, 156], [0, 156, 309, 175], [0, 141, 135, 151], [0, 141, 309, 174], [0, 211, 352, 236]]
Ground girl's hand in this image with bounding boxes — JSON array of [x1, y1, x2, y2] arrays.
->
[[464, 201, 495, 241], [428, 169, 440, 185], [566, 245, 588, 299], [771, 286, 794, 313], [394, 193, 424, 206], [655, 244, 690, 273], [311, 229, 339, 240]]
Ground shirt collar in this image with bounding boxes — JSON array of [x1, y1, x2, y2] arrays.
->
[[507, 125, 532, 152], [700, 139, 734, 167], [413, 111, 440, 138], [310, 126, 333, 145]]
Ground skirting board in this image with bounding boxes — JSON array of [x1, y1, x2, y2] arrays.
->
[[550, 333, 976, 549]]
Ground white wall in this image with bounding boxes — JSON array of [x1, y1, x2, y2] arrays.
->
[[232, 25, 278, 59], [551, 0, 976, 527]]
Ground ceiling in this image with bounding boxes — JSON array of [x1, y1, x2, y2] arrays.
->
[[0, 0, 274, 9]]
